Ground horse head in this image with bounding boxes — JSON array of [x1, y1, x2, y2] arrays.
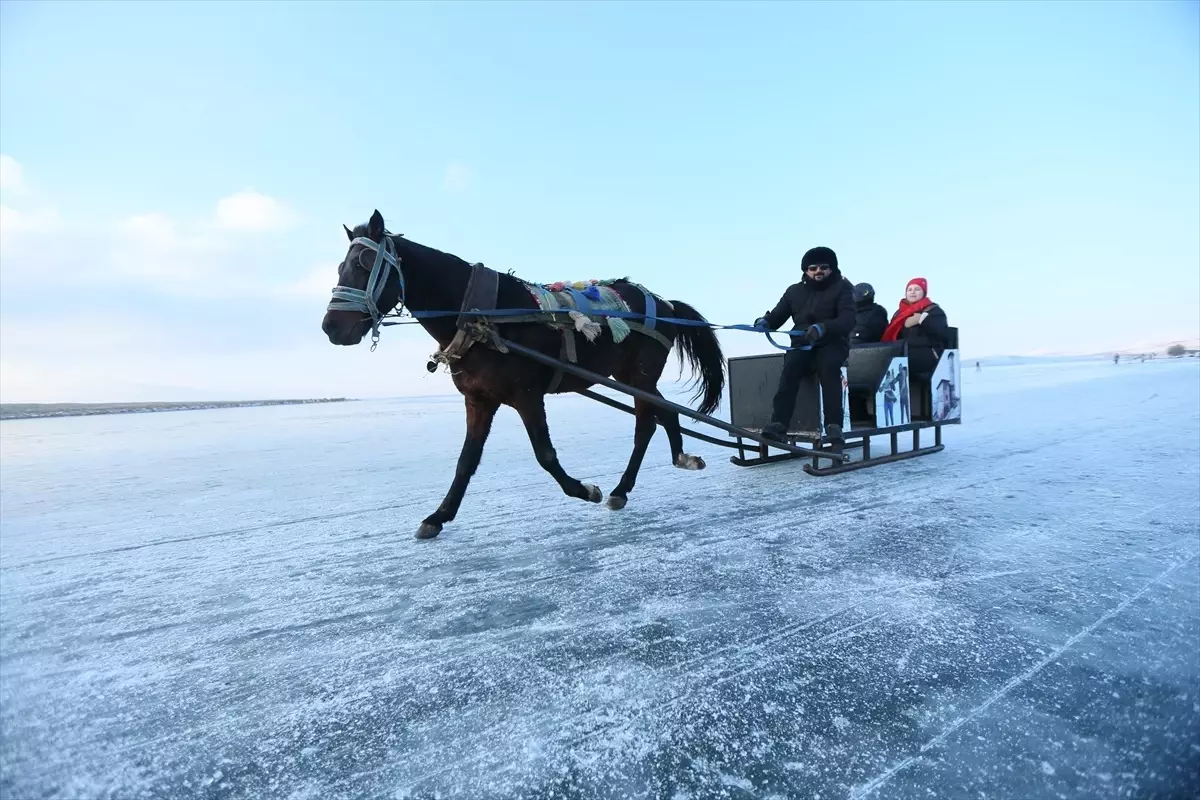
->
[[321, 209, 405, 347]]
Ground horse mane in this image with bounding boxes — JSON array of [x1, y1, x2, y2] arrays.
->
[[351, 222, 475, 274], [351, 220, 637, 294]]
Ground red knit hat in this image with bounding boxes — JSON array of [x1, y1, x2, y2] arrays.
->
[[906, 277, 928, 297]]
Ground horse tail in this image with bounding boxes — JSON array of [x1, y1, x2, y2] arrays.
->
[[666, 300, 726, 416]]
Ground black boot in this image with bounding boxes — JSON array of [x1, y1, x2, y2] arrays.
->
[[824, 423, 844, 454], [761, 421, 788, 442]]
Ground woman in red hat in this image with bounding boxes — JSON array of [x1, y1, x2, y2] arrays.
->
[[882, 277, 950, 375]]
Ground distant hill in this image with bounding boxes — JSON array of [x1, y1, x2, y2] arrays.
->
[[0, 398, 353, 420], [967, 337, 1200, 364]]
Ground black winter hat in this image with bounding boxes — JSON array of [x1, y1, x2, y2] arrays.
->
[[801, 246, 838, 271], [853, 282, 875, 303]]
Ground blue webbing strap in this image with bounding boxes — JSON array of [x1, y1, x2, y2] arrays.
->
[[564, 288, 593, 316], [642, 290, 658, 331], [385, 306, 814, 351]]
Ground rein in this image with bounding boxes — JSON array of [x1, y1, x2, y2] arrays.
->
[[324, 236, 812, 353], [379, 307, 811, 352]]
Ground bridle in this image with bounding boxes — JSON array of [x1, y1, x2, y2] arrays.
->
[[326, 236, 407, 350]]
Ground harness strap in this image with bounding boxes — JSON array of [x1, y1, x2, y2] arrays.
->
[[431, 274, 677, 375], [429, 263, 503, 365], [546, 327, 581, 393], [459, 262, 500, 329], [625, 321, 673, 350], [547, 336, 568, 393], [435, 328, 475, 363], [564, 288, 593, 316], [562, 328, 578, 363], [642, 291, 658, 331]]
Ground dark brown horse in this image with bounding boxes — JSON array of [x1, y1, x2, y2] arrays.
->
[[320, 210, 726, 539]]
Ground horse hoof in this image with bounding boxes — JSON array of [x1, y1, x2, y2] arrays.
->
[[583, 483, 603, 503], [675, 454, 706, 471], [605, 495, 628, 510], [415, 522, 442, 539]]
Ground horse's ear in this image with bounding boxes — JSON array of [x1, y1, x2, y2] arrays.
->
[[343, 224, 354, 242], [368, 209, 385, 240]]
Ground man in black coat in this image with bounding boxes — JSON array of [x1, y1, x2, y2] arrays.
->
[[850, 282, 889, 345], [755, 246, 855, 448]]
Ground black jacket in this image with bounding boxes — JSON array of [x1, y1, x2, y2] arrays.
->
[[762, 270, 855, 346], [851, 301, 889, 345], [893, 303, 951, 351]]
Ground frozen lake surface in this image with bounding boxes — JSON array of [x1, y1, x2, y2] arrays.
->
[[2, 358, 1198, 799]]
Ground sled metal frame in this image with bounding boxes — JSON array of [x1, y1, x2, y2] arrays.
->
[[495, 336, 848, 465], [724, 337, 961, 476], [729, 421, 947, 476]]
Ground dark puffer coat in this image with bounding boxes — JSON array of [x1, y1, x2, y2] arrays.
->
[[852, 300, 889, 344], [893, 304, 950, 350], [761, 267, 856, 346]]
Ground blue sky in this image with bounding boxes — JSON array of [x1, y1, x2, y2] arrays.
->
[[1, 0, 1197, 402]]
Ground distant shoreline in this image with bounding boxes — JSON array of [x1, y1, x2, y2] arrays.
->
[[0, 398, 354, 420]]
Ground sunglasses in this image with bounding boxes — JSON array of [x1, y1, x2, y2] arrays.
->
[[805, 264, 832, 273]]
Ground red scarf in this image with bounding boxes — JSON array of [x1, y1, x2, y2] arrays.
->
[[882, 296, 933, 342]]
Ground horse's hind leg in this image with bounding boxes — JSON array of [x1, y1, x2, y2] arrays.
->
[[417, 395, 499, 539], [512, 393, 602, 504], [632, 347, 705, 471], [653, 406, 706, 471], [608, 350, 706, 511], [606, 397, 659, 510]]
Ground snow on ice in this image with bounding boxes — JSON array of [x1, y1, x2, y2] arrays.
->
[[1, 358, 1197, 799]]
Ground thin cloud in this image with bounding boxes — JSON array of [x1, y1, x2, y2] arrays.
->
[[0, 157, 61, 257], [0, 205, 60, 251], [215, 189, 295, 232], [0, 164, 312, 298], [276, 262, 338, 301], [0, 154, 28, 195], [108, 212, 233, 285]]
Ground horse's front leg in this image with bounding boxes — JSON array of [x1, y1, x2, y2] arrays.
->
[[512, 393, 602, 504], [417, 395, 499, 539]]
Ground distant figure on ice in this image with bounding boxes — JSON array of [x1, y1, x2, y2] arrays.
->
[[976, 361, 981, 372], [850, 282, 889, 345], [1114, 353, 1120, 365], [755, 246, 855, 451], [882, 277, 950, 376]]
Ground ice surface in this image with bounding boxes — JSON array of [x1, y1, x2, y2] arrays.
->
[[1, 358, 1197, 799]]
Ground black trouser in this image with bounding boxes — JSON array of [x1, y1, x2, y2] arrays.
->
[[771, 341, 849, 429]]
